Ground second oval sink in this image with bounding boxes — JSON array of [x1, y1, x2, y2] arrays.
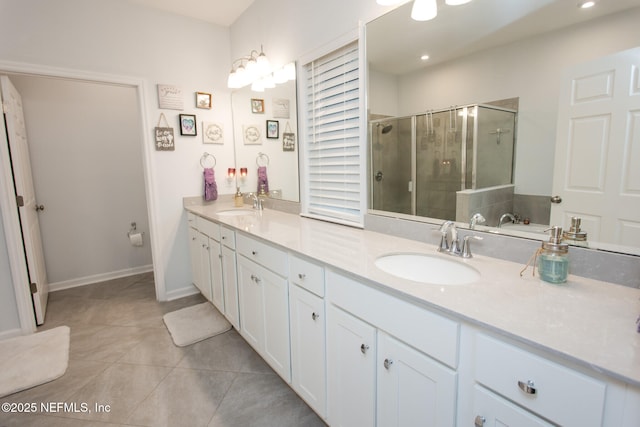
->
[[374, 253, 480, 285]]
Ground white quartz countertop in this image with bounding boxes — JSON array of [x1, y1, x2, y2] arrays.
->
[[184, 201, 640, 387]]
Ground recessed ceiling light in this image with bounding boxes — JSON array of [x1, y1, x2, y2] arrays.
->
[[421, 54, 430, 61], [578, 1, 595, 9]]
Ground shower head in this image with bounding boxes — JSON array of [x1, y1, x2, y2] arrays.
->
[[377, 123, 393, 134]]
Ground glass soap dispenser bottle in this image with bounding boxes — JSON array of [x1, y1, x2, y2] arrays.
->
[[234, 187, 243, 207], [538, 226, 569, 284]]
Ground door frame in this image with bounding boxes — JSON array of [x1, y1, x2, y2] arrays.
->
[[0, 61, 163, 334]]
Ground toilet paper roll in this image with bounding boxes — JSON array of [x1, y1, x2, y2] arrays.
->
[[129, 232, 143, 247]]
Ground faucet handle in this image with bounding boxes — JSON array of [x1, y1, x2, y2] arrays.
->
[[461, 235, 483, 258]]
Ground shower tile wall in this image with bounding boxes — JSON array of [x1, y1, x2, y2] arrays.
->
[[513, 194, 551, 225], [456, 185, 515, 226]]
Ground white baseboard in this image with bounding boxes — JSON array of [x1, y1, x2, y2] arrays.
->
[[165, 284, 200, 301], [0, 327, 24, 340], [49, 265, 154, 292]]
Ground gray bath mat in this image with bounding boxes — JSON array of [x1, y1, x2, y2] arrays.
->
[[0, 325, 70, 398], [163, 302, 231, 347]]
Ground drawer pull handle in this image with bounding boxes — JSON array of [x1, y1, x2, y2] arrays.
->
[[383, 358, 393, 370], [360, 344, 370, 354], [474, 415, 486, 427], [298, 273, 306, 280], [311, 312, 319, 321], [518, 380, 537, 395]]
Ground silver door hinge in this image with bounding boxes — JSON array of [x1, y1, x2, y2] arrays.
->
[[16, 195, 24, 207], [30, 282, 37, 294]]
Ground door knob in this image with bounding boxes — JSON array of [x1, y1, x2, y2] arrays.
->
[[360, 343, 370, 354], [311, 312, 319, 321], [474, 415, 486, 427], [35, 204, 45, 212], [550, 195, 562, 204], [383, 358, 393, 370]]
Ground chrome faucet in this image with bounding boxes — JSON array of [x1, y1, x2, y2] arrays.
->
[[469, 213, 486, 230], [248, 193, 264, 211], [438, 221, 460, 255], [439, 220, 482, 258], [497, 213, 516, 228]]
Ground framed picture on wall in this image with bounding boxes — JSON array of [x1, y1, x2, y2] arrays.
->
[[266, 120, 279, 139], [179, 114, 197, 136], [251, 98, 265, 114], [196, 92, 212, 109]]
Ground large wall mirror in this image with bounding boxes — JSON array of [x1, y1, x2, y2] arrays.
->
[[366, 0, 640, 255], [230, 65, 300, 202]]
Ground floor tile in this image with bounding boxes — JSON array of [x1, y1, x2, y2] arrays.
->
[[208, 372, 326, 427], [127, 368, 236, 427], [117, 328, 187, 367], [68, 324, 148, 363]]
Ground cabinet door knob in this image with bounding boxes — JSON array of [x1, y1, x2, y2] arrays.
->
[[252, 250, 258, 256], [383, 358, 393, 370], [250, 274, 262, 284], [298, 273, 306, 280], [311, 312, 319, 321], [474, 415, 486, 427], [517, 380, 537, 395], [360, 344, 370, 354]]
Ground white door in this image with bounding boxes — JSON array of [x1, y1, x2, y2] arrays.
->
[[551, 47, 640, 247], [0, 75, 49, 325], [377, 331, 457, 427]]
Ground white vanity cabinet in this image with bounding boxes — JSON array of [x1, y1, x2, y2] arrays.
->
[[236, 233, 291, 382], [326, 270, 459, 427], [289, 255, 327, 419], [220, 225, 239, 330]]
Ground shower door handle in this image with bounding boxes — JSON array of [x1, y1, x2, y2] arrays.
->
[[375, 171, 384, 182]]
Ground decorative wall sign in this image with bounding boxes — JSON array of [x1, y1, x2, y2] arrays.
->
[[196, 92, 212, 109], [283, 121, 295, 151], [157, 84, 184, 110], [154, 113, 175, 151], [251, 98, 265, 114], [266, 120, 279, 139], [179, 114, 197, 136], [203, 122, 224, 144], [243, 124, 262, 145], [272, 98, 290, 118]]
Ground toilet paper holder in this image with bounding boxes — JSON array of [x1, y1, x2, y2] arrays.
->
[[127, 222, 145, 238]]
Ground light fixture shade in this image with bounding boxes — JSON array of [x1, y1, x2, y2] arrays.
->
[[256, 52, 270, 76], [273, 67, 288, 84], [284, 62, 296, 81], [262, 74, 276, 89], [445, 0, 472, 5], [412, 0, 437, 21], [251, 79, 264, 92]]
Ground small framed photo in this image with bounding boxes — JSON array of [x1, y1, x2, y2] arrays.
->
[[251, 98, 265, 114], [266, 120, 279, 139], [196, 92, 212, 109], [179, 114, 197, 136]]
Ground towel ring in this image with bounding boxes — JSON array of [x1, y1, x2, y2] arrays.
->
[[200, 152, 216, 168], [256, 152, 270, 167]]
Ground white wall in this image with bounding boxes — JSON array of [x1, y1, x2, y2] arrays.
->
[[0, 0, 234, 333], [393, 8, 640, 196], [9, 75, 153, 286]]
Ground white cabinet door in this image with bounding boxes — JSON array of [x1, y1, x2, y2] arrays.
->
[[197, 231, 213, 302], [377, 331, 457, 427], [472, 385, 553, 427], [208, 237, 225, 313], [221, 245, 239, 330], [237, 255, 291, 382], [290, 284, 326, 418], [327, 305, 376, 427], [188, 226, 202, 293]]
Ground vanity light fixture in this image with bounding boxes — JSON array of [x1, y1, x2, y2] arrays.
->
[[578, 0, 595, 8], [227, 45, 271, 89], [227, 168, 236, 182], [421, 54, 430, 61], [240, 167, 248, 177]]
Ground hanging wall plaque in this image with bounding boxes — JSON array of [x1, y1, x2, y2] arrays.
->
[[154, 113, 175, 151]]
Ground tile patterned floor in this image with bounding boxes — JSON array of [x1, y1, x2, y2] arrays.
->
[[0, 273, 325, 426]]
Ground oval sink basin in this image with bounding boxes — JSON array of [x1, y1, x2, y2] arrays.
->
[[374, 253, 480, 285], [216, 209, 255, 216]]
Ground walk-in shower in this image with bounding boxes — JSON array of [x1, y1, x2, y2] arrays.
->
[[370, 104, 517, 221]]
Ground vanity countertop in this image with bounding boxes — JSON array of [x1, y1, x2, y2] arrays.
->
[[184, 200, 640, 387]]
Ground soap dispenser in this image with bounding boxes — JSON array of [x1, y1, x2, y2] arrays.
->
[[538, 226, 569, 284], [234, 187, 243, 207]]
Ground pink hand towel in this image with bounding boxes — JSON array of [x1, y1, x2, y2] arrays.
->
[[204, 168, 218, 201], [257, 166, 269, 194]]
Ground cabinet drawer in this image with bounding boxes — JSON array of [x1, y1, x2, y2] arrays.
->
[[187, 212, 197, 227], [327, 271, 459, 369], [236, 233, 287, 277], [473, 385, 553, 427], [220, 225, 236, 249], [289, 254, 324, 297], [475, 334, 606, 427], [197, 217, 220, 241]]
